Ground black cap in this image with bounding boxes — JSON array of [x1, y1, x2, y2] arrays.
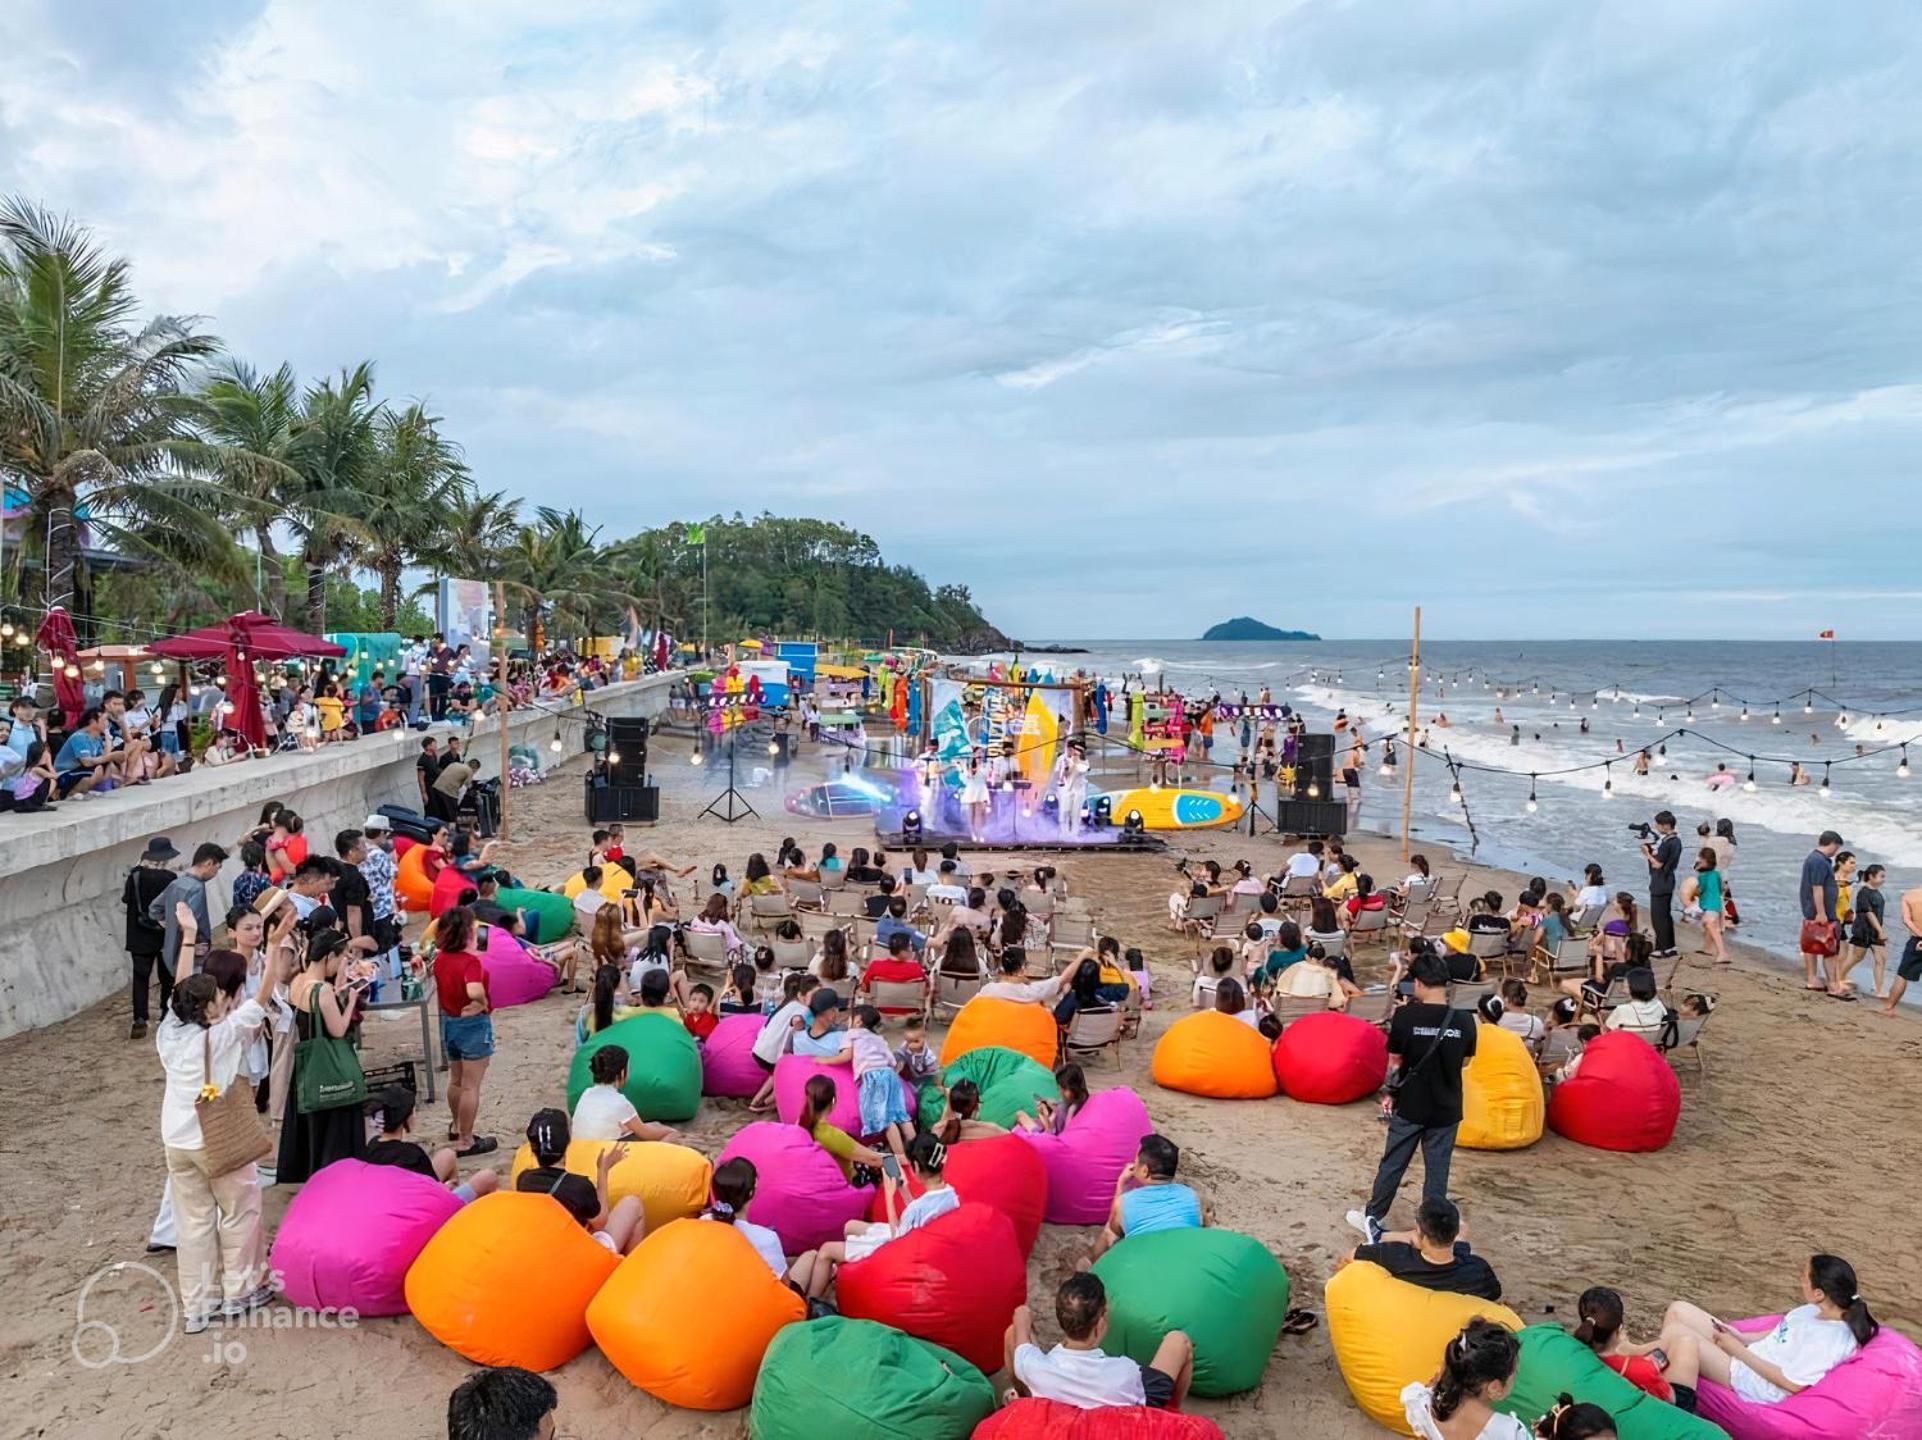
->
[[809, 988, 843, 1016]]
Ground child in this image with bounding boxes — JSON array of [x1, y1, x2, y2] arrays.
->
[[513, 1108, 646, 1254], [1007, 1272, 1195, 1412], [894, 1016, 940, 1093], [1556, 1024, 1603, 1082], [683, 982, 718, 1040], [1497, 979, 1545, 1043], [933, 1078, 1005, 1144], [703, 1156, 815, 1290], [848, 1006, 914, 1166], [1192, 946, 1236, 1008], [790, 988, 848, 1058], [801, 1132, 958, 1297], [719, 962, 761, 1016], [362, 1084, 499, 1201], [315, 682, 345, 743], [1015, 1060, 1089, 1135], [1125, 945, 1153, 1011], [570, 1044, 682, 1142], [603, 824, 627, 866], [751, 944, 786, 1010], [1237, 922, 1270, 982], [5, 739, 56, 812], [748, 973, 819, 1111]]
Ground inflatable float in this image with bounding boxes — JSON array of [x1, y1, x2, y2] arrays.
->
[[1096, 787, 1245, 830]]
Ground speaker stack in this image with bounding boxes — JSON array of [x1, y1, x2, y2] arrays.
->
[[1292, 731, 1336, 801], [585, 716, 659, 823], [1277, 731, 1345, 836]]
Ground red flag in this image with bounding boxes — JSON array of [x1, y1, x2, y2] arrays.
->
[[1818, 629, 1836, 640]]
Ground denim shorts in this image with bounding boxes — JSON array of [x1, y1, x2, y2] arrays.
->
[[440, 1012, 495, 1061]]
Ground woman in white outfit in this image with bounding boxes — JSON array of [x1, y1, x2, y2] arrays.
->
[[1400, 1318, 1531, 1439], [957, 748, 991, 841]]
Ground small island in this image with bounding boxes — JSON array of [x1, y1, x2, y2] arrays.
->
[[1199, 616, 1321, 642]]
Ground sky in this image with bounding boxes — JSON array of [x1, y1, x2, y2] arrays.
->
[[3, 1, 1921, 640]]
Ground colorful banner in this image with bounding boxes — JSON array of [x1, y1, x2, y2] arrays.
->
[[437, 578, 492, 666], [927, 678, 1073, 788]]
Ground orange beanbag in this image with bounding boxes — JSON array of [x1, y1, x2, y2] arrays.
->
[[1151, 1011, 1278, 1099], [396, 843, 437, 911], [835, 1202, 1026, 1375], [941, 996, 1058, 1070], [405, 1191, 618, 1370], [586, 1218, 803, 1409]]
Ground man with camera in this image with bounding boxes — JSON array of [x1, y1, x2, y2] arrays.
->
[[1637, 810, 1683, 960]]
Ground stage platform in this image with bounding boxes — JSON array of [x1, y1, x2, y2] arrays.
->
[[871, 823, 1165, 855]]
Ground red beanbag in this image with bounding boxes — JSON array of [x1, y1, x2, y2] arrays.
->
[[835, 1203, 1025, 1374], [864, 1132, 1049, 1254], [974, 1398, 1226, 1439], [1548, 1031, 1681, 1152], [429, 862, 473, 918], [1271, 1011, 1389, 1105]]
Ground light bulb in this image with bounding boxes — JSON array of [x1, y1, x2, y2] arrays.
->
[[0, 623, 12, 638], [1772, 709, 1781, 724], [1525, 791, 1538, 813], [1805, 702, 1813, 714], [1899, 752, 1911, 779], [1740, 708, 1749, 721], [1711, 697, 1720, 710], [1685, 709, 1694, 722], [689, 749, 703, 765], [606, 750, 621, 765], [188, 685, 201, 697], [1839, 713, 1850, 727], [1378, 761, 1394, 777], [64, 662, 79, 677], [1149, 781, 1161, 793], [767, 740, 780, 756], [1743, 773, 1756, 792], [550, 735, 563, 753], [1448, 783, 1462, 805], [1305, 781, 1320, 798], [1819, 781, 1831, 799]]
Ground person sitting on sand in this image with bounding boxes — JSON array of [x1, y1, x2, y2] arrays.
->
[[1006, 1272, 1194, 1412], [1402, 1317, 1531, 1439], [799, 1131, 958, 1298], [1342, 1196, 1501, 1301], [447, 1368, 558, 1440], [363, 1085, 499, 1202], [1570, 1285, 1700, 1413], [571, 1044, 682, 1143], [1657, 1254, 1876, 1406], [1086, 1134, 1204, 1262], [514, 1109, 646, 1255]]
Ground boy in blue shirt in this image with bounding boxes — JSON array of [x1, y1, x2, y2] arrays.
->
[[1086, 1133, 1205, 1263], [54, 706, 118, 798]]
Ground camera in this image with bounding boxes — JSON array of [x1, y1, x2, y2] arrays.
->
[[1626, 821, 1654, 840]]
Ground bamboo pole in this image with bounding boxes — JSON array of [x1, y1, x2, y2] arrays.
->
[[1401, 605, 1421, 861], [493, 581, 510, 842]]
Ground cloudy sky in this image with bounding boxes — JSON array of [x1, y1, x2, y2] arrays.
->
[[4, 1, 1920, 639]]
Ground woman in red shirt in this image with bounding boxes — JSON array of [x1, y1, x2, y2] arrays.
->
[[1341, 874, 1389, 924], [433, 906, 497, 1157], [1573, 1285, 1701, 1414]]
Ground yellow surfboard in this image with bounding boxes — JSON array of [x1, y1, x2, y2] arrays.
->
[[1102, 787, 1245, 830], [1014, 691, 1059, 794]]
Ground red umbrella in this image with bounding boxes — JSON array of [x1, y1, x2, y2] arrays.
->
[[220, 640, 269, 751], [34, 606, 84, 727], [149, 610, 346, 661]]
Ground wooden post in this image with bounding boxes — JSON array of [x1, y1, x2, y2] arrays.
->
[[493, 581, 510, 843], [1401, 605, 1421, 861]]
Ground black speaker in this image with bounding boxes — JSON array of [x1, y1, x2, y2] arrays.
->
[[1275, 798, 1347, 838], [1295, 732, 1336, 760], [585, 776, 660, 823], [606, 717, 650, 784], [1293, 756, 1335, 800]]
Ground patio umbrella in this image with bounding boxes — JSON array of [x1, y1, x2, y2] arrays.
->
[[220, 640, 269, 751], [150, 610, 345, 661], [34, 606, 83, 727]]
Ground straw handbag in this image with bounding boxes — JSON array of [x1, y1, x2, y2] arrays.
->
[[196, 1029, 273, 1177]]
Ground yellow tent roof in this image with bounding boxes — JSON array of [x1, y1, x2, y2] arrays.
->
[[815, 663, 868, 679]]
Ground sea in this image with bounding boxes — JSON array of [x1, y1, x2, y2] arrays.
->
[[975, 639, 1922, 979]]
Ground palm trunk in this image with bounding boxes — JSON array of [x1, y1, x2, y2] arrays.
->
[[378, 552, 401, 630], [36, 481, 80, 615], [253, 524, 287, 618], [305, 561, 328, 635]]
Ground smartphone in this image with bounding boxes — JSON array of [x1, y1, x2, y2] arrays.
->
[[621, 888, 640, 898], [1032, 1094, 1051, 1111], [880, 1154, 901, 1181]]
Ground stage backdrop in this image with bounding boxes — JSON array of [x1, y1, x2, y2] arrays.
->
[[927, 678, 1074, 792], [437, 578, 492, 666]]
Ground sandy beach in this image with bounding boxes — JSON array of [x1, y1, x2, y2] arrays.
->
[[3, 738, 1918, 1440]]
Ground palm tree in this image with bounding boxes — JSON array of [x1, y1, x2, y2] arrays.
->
[[499, 507, 631, 652], [357, 402, 470, 628], [422, 487, 519, 583], [287, 362, 381, 633], [186, 359, 304, 617], [0, 199, 244, 617]]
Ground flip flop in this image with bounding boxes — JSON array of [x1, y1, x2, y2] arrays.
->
[[1281, 1309, 1319, 1336], [1826, 990, 1858, 1002]]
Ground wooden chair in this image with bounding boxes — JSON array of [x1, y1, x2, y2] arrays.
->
[[1061, 1005, 1123, 1068]]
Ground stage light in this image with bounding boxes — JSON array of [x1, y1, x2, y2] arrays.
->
[[902, 810, 923, 841], [1092, 796, 1113, 828], [1122, 809, 1145, 839]]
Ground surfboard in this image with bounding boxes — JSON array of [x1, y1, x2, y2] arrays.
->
[[1098, 787, 1245, 830], [1014, 691, 1060, 795]]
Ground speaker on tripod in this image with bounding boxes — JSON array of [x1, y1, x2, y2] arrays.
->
[[605, 717, 650, 785]]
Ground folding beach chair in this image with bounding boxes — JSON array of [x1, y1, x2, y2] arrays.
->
[[866, 976, 931, 1025], [1343, 989, 1394, 1026], [1269, 995, 1332, 1028], [746, 892, 795, 934], [786, 879, 825, 912], [931, 969, 987, 1020], [1061, 1005, 1123, 1069], [1346, 906, 1392, 951], [771, 937, 813, 970]]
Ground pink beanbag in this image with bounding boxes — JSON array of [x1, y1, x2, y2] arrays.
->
[[773, 1056, 913, 1136], [702, 1013, 768, 1098], [1547, 1030, 1681, 1152], [480, 923, 557, 1010], [1015, 1085, 1154, 1225], [1695, 1315, 1922, 1440], [271, 1158, 461, 1317], [715, 1121, 872, 1254], [1271, 1011, 1390, 1105]]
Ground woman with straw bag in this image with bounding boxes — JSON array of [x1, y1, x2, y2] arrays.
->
[[154, 902, 281, 1334]]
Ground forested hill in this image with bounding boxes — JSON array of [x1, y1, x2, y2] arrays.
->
[[643, 514, 1011, 651]]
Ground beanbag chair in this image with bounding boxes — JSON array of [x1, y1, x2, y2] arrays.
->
[[1151, 1010, 1278, 1100], [429, 862, 476, 918], [940, 996, 1058, 1070], [702, 1011, 769, 1098], [1270, 1009, 1389, 1104], [1325, 1260, 1522, 1434], [1093, 1227, 1291, 1397], [1496, 1324, 1730, 1439], [565, 866, 630, 902], [497, 884, 575, 941], [974, 1399, 1226, 1439], [393, 833, 417, 858], [1695, 1314, 1922, 1440], [773, 1056, 914, 1135], [1458, 1021, 1546, 1150], [478, 922, 557, 1009], [1017, 1085, 1154, 1225], [271, 1158, 461, 1317], [587, 1218, 804, 1410], [750, 1316, 995, 1440], [404, 1190, 618, 1369], [567, 1013, 702, 1123], [917, 1045, 1059, 1130], [837, 1203, 1026, 1374], [717, 1121, 872, 1253], [508, 1139, 711, 1233], [396, 844, 437, 911], [1548, 1030, 1680, 1152], [866, 1132, 1050, 1254]]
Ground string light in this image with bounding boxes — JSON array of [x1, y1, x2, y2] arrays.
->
[[550, 727, 563, 753], [0, 622, 12, 639], [689, 745, 703, 765], [1818, 763, 1831, 799], [1839, 712, 1850, 727], [1900, 747, 1912, 780], [1805, 699, 1814, 714], [1448, 777, 1462, 805], [1743, 762, 1756, 792], [606, 749, 622, 766], [1772, 707, 1781, 724], [1305, 778, 1320, 798], [1740, 706, 1749, 721], [1525, 776, 1538, 812], [767, 740, 780, 756], [1602, 763, 1613, 799]]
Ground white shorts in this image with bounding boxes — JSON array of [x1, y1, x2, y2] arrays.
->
[[843, 1225, 894, 1262], [592, 1229, 620, 1253]]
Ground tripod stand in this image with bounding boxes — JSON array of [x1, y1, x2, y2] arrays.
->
[[699, 728, 758, 824]]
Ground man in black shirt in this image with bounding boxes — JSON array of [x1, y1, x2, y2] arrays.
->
[[1643, 810, 1681, 959], [415, 736, 439, 811], [512, 1109, 641, 1253], [122, 837, 179, 1039], [332, 830, 379, 958], [864, 875, 899, 920], [1349, 950, 1475, 1245], [469, 870, 514, 929], [1346, 1195, 1501, 1300]]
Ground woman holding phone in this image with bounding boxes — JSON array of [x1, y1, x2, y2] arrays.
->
[[274, 926, 370, 1184], [1658, 1255, 1877, 1405]]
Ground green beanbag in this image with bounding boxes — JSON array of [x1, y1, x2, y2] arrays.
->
[[749, 1316, 995, 1440], [1092, 1227, 1291, 1397], [567, 1014, 702, 1123], [917, 1045, 1060, 1130], [1496, 1325, 1730, 1439], [497, 886, 575, 941]]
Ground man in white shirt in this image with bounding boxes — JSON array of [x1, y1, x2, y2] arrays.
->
[[978, 948, 1072, 1004], [1006, 1273, 1193, 1411], [926, 860, 969, 904], [1284, 842, 1325, 882]]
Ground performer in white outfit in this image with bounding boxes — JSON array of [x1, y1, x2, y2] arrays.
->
[[956, 748, 991, 841], [1053, 738, 1090, 837]]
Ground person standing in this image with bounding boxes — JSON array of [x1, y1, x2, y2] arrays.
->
[[415, 735, 439, 812], [401, 635, 426, 726], [358, 814, 401, 982], [123, 836, 179, 1039], [1798, 830, 1844, 995], [427, 631, 453, 721], [148, 843, 228, 1004], [434, 906, 498, 1157], [1876, 883, 1922, 1018], [1642, 811, 1681, 961], [1348, 949, 1476, 1244]]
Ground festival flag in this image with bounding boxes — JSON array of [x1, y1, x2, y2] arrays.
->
[[686, 523, 706, 545], [1817, 629, 1835, 639]]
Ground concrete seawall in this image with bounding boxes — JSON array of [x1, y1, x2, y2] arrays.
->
[[0, 674, 677, 1038]]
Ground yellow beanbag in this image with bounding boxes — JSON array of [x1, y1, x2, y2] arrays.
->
[[1326, 1261, 1522, 1434], [941, 996, 1058, 1070], [509, 1140, 712, 1233], [587, 1217, 804, 1409], [405, 1191, 618, 1370], [1150, 1011, 1278, 1099], [1457, 1022, 1545, 1151]]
